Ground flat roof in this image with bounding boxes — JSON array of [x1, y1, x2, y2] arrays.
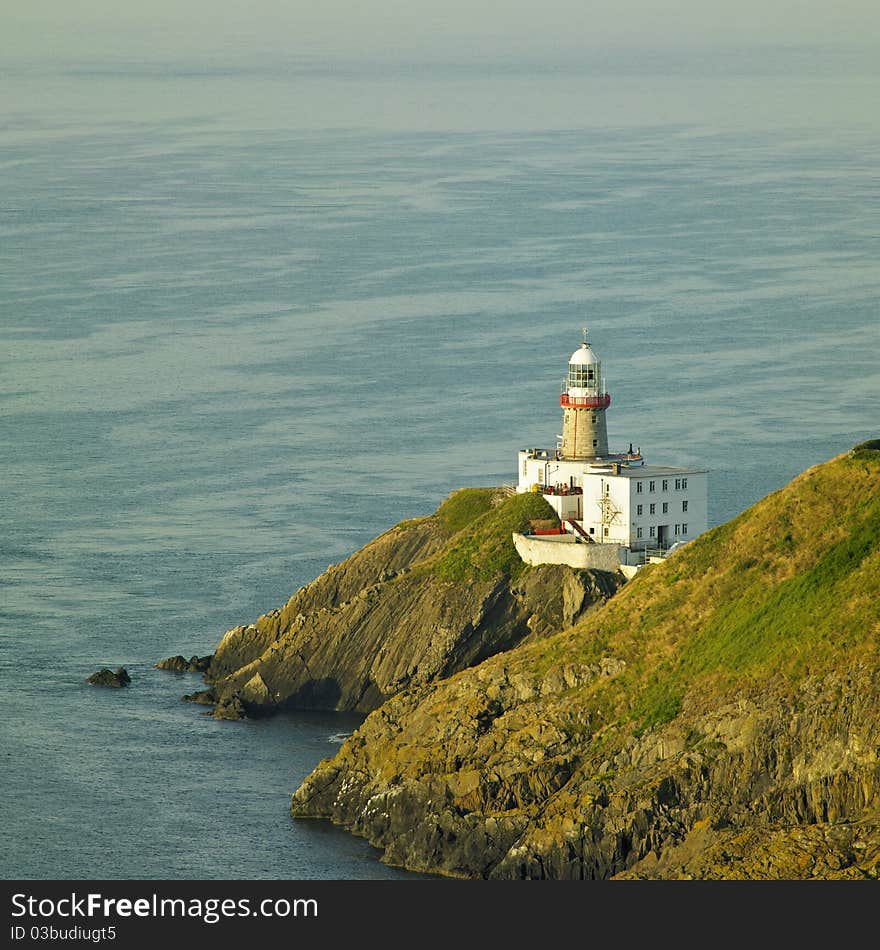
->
[[520, 449, 707, 477], [604, 464, 708, 478]]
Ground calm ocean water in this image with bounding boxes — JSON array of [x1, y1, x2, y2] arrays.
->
[[1, 59, 878, 879]]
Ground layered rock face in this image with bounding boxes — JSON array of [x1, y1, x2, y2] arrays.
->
[[291, 445, 880, 879], [202, 489, 623, 717], [292, 661, 880, 879]]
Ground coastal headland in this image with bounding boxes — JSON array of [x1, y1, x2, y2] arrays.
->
[[166, 442, 880, 879]]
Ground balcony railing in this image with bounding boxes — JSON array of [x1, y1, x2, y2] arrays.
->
[[540, 485, 583, 496], [559, 392, 611, 409]]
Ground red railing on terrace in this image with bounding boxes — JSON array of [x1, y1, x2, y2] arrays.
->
[[540, 485, 583, 496], [559, 393, 611, 409]]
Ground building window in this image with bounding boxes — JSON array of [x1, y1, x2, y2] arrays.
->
[[637, 527, 643, 539], [682, 500, 688, 512], [675, 523, 680, 534], [649, 503, 655, 515], [662, 502, 668, 514], [589, 527, 595, 534], [675, 478, 681, 490], [604, 526, 609, 536], [662, 479, 668, 491], [591, 414, 596, 423], [649, 480, 655, 492], [682, 478, 688, 489], [593, 439, 598, 447], [682, 523, 688, 534], [637, 504, 643, 516], [522, 459, 528, 477], [650, 526, 656, 538], [636, 482, 643, 493]]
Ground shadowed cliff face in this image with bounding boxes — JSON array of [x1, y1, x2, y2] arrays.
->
[[202, 489, 624, 717], [291, 445, 880, 879]]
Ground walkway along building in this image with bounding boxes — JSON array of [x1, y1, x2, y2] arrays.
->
[[513, 330, 708, 576]]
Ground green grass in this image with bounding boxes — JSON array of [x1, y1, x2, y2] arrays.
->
[[436, 488, 497, 535], [674, 492, 880, 677], [632, 684, 683, 736], [525, 619, 613, 680], [431, 492, 558, 583], [621, 454, 880, 731]]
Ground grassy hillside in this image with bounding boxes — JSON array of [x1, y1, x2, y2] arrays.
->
[[535, 442, 880, 732], [427, 490, 558, 583], [292, 443, 880, 879]]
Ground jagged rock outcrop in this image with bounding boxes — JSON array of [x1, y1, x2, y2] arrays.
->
[[292, 665, 880, 879], [182, 689, 216, 706], [291, 445, 880, 879], [198, 489, 624, 719], [157, 654, 213, 673], [87, 667, 131, 688]]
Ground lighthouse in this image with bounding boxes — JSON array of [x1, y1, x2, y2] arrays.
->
[[559, 329, 611, 459], [514, 328, 709, 572]]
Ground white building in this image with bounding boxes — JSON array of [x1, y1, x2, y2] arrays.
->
[[515, 331, 708, 569]]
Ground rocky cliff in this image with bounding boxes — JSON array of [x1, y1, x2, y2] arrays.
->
[[291, 443, 880, 879], [197, 488, 623, 718]]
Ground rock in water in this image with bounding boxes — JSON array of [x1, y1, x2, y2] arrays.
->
[[156, 654, 213, 673], [182, 689, 216, 706], [213, 694, 246, 720], [87, 667, 131, 688]]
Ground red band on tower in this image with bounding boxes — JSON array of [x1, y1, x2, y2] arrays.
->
[[559, 393, 611, 409]]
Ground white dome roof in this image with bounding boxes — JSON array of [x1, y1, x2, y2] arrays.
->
[[569, 343, 599, 365]]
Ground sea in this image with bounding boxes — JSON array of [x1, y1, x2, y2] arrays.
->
[[1, 51, 878, 879]]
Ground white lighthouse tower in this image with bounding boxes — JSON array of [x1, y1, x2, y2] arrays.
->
[[514, 328, 709, 573], [559, 329, 611, 459]]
